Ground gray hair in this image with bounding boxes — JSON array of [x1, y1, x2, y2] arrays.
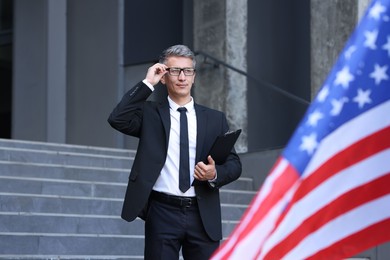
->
[[159, 44, 196, 68]]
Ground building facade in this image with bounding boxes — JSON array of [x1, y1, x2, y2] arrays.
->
[[2, 0, 314, 153], [2, 0, 390, 258]]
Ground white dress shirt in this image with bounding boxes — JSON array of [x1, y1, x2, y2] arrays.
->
[[153, 96, 197, 196], [143, 79, 197, 196]]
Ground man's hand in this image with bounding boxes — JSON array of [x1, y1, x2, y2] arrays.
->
[[194, 156, 217, 181], [145, 63, 168, 86]]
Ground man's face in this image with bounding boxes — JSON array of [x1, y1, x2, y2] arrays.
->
[[161, 56, 195, 104]]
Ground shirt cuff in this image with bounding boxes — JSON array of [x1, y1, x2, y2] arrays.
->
[[142, 79, 154, 91], [208, 170, 217, 183]]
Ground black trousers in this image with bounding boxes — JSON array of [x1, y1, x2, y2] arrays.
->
[[144, 193, 219, 260]]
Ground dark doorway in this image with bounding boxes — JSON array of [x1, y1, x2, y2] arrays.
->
[[0, 0, 13, 139], [247, 0, 311, 151]]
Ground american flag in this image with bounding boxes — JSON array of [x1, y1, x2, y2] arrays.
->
[[212, 0, 390, 259]]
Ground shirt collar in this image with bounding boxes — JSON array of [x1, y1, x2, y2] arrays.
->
[[167, 96, 195, 113]]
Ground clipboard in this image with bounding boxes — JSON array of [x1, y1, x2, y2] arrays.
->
[[192, 129, 242, 186], [206, 129, 242, 164]]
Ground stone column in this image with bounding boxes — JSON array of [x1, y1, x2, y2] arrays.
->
[[310, 0, 371, 99], [193, 0, 248, 153], [13, 0, 67, 143], [47, 0, 67, 143]]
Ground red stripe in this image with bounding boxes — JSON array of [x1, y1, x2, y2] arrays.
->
[[262, 126, 390, 244], [307, 218, 390, 260], [215, 125, 390, 259], [260, 127, 390, 258], [212, 158, 298, 259], [263, 172, 390, 259], [294, 126, 390, 202], [264, 126, 390, 244]]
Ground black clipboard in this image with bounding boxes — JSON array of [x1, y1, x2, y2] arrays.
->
[[206, 129, 242, 164], [192, 129, 242, 186]]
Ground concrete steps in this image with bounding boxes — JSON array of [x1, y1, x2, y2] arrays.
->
[[0, 138, 255, 259]]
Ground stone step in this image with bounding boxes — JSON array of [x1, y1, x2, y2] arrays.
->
[[0, 138, 136, 157], [0, 255, 140, 260], [0, 147, 132, 169], [0, 255, 141, 260], [0, 176, 255, 204], [0, 235, 144, 256], [0, 213, 144, 236], [0, 213, 238, 240], [224, 176, 254, 190], [0, 160, 253, 192], [0, 160, 128, 182], [0, 139, 253, 259], [0, 194, 248, 222], [0, 213, 239, 259]]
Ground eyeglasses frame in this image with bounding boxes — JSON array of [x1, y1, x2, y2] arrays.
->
[[166, 67, 196, 76]]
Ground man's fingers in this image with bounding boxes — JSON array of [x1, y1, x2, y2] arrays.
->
[[194, 161, 216, 181], [145, 63, 168, 85], [207, 155, 215, 165]]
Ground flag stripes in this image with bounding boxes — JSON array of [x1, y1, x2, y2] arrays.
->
[[214, 100, 390, 259], [213, 159, 299, 259], [283, 195, 390, 259], [262, 169, 390, 259], [304, 99, 390, 177], [260, 101, 390, 258], [306, 218, 390, 259], [211, 0, 390, 258]]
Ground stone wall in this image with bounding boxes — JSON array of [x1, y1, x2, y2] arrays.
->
[[310, 0, 371, 98], [193, 0, 248, 153]]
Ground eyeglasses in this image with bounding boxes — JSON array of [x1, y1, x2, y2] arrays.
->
[[166, 67, 196, 76]]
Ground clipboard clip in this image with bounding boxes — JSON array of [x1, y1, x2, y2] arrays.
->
[[224, 130, 236, 136]]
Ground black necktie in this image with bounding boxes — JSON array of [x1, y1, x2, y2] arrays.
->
[[177, 107, 190, 193]]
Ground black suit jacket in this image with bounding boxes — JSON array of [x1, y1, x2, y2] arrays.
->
[[108, 81, 242, 241]]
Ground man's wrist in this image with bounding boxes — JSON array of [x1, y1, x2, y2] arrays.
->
[[142, 79, 155, 91], [208, 170, 217, 183]]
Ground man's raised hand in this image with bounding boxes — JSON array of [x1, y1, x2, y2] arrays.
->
[[145, 63, 168, 86]]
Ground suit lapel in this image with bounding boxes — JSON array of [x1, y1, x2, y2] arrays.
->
[[158, 101, 207, 162], [195, 104, 207, 163], [157, 100, 171, 148]]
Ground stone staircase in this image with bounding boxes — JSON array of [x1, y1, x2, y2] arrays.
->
[[0, 138, 255, 259]]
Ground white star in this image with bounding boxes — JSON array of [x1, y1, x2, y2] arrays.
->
[[370, 64, 389, 85], [300, 133, 318, 155], [334, 66, 355, 88], [330, 97, 349, 116], [382, 36, 390, 57], [364, 30, 378, 50], [307, 110, 324, 127], [369, 2, 386, 20], [353, 88, 372, 108], [317, 85, 329, 102], [344, 45, 357, 59]]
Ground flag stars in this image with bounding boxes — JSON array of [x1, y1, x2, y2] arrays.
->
[[353, 88, 372, 108], [307, 110, 324, 127], [330, 97, 349, 116], [215, 2, 390, 258], [344, 45, 357, 59], [299, 133, 318, 155], [334, 66, 355, 88], [382, 36, 390, 57], [370, 64, 389, 85], [364, 30, 378, 50], [317, 85, 329, 102], [369, 2, 386, 20]]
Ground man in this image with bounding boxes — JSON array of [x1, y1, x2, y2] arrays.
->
[[108, 44, 242, 259]]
